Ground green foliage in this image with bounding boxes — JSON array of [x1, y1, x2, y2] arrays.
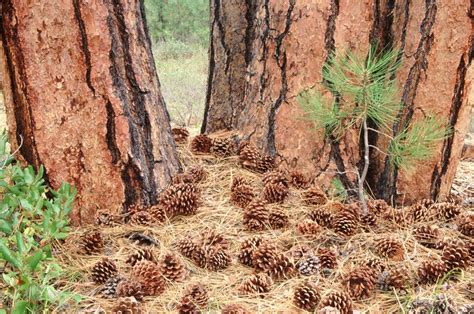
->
[[0, 131, 80, 312], [144, 0, 209, 47], [328, 178, 348, 201]]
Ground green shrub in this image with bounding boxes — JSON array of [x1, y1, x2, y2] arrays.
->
[[0, 131, 79, 313]]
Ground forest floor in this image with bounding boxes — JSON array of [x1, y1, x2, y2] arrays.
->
[[57, 143, 473, 314]]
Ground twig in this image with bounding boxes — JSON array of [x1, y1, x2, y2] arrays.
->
[[359, 119, 369, 214]]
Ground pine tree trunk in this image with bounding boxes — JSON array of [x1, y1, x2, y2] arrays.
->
[[0, 0, 181, 224], [203, 0, 473, 204]]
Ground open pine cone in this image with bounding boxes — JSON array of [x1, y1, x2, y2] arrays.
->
[[177, 237, 207, 268], [296, 254, 320, 276], [243, 200, 269, 231], [383, 207, 413, 226], [238, 236, 264, 267], [112, 297, 142, 314], [302, 186, 327, 205], [210, 137, 236, 157], [199, 230, 230, 250], [102, 276, 124, 299], [95, 209, 122, 226], [116, 279, 144, 301], [177, 296, 199, 314], [367, 199, 390, 215], [206, 248, 232, 271], [221, 304, 251, 314], [239, 273, 273, 297], [159, 183, 200, 216], [251, 242, 279, 272], [293, 282, 321, 311], [79, 230, 104, 255], [342, 266, 377, 299], [158, 252, 186, 282], [190, 134, 212, 154], [457, 212, 474, 237], [316, 248, 337, 269], [289, 170, 309, 189], [296, 220, 321, 237], [239, 142, 262, 171], [418, 260, 446, 285], [262, 182, 289, 203], [433, 202, 462, 220], [129, 211, 154, 225], [374, 236, 405, 261], [308, 207, 333, 227], [91, 258, 118, 284], [126, 248, 156, 267], [409, 199, 434, 222], [172, 127, 189, 144], [131, 260, 166, 296], [262, 170, 288, 186], [265, 253, 296, 280], [332, 206, 360, 236], [441, 241, 471, 271], [269, 210, 289, 229], [320, 290, 353, 314], [413, 225, 443, 249], [230, 182, 255, 208], [257, 155, 276, 173], [382, 265, 412, 290], [181, 283, 209, 309]]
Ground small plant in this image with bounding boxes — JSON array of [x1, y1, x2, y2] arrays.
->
[[298, 46, 450, 212], [0, 131, 80, 312]]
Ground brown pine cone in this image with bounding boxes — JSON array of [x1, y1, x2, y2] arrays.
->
[[158, 253, 186, 282], [332, 208, 359, 236], [199, 230, 229, 251], [296, 220, 321, 237], [252, 242, 279, 272], [207, 248, 232, 271], [112, 297, 142, 314], [191, 134, 212, 154], [296, 255, 320, 276], [457, 212, 474, 237], [131, 260, 166, 296], [149, 205, 167, 223], [362, 257, 386, 273], [262, 170, 288, 187], [262, 182, 289, 203], [91, 258, 118, 284], [383, 207, 413, 225], [361, 211, 378, 227], [316, 248, 337, 269], [290, 170, 309, 189], [257, 155, 276, 173], [126, 248, 156, 266], [418, 260, 446, 285], [413, 225, 442, 248], [129, 211, 154, 225], [239, 273, 273, 297], [243, 200, 269, 231], [367, 199, 390, 215], [172, 127, 189, 144], [221, 304, 251, 314], [442, 241, 471, 271], [433, 202, 462, 220], [102, 276, 124, 299], [238, 236, 263, 267], [293, 282, 321, 311], [177, 238, 207, 268], [230, 183, 255, 208], [342, 266, 377, 299], [374, 237, 405, 261], [210, 137, 236, 157], [320, 290, 353, 314], [177, 296, 200, 314], [159, 183, 200, 216], [286, 244, 312, 262], [409, 200, 434, 222], [182, 283, 209, 309], [383, 265, 411, 290], [308, 207, 333, 227], [239, 142, 262, 171], [172, 173, 196, 185], [266, 253, 296, 280], [188, 165, 207, 183], [302, 186, 327, 205], [231, 176, 249, 190], [116, 279, 144, 301], [95, 210, 122, 226], [269, 210, 289, 229], [79, 230, 104, 255]]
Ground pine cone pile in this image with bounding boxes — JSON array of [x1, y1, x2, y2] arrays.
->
[[417, 260, 446, 285], [79, 230, 104, 255], [243, 200, 269, 231], [91, 258, 118, 284], [158, 253, 186, 282], [342, 266, 377, 299], [159, 183, 200, 217], [239, 273, 273, 297], [172, 127, 189, 144], [190, 134, 212, 154], [302, 186, 327, 205], [251, 242, 295, 280], [210, 137, 236, 157], [131, 260, 166, 296], [289, 170, 309, 189], [112, 297, 142, 314], [262, 171, 289, 203], [293, 282, 321, 311], [320, 290, 353, 314], [383, 207, 413, 226], [230, 177, 255, 208], [116, 279, 144, 301], [374, 237, 405, 261]]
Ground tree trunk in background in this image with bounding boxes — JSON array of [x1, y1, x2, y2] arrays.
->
[[203, 0, 473, 205], [0, 0, 181, 224]]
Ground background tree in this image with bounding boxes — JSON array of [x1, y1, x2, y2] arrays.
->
[[202, 0, 473, 204], [0, 0, 181, 224]]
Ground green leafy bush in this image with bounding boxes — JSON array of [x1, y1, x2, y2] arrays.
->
[[0, 131, 79, 313]]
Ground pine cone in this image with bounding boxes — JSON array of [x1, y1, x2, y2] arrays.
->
[[383, 207, 413, 225], [131, 260, 166, 296], [191, 134, 212, 154], [418, 260, 446, 285], [367, 199, 390, 215], [177, 238, 207, 268], [262, 182, 289, 203], [231, 176, 248, 190], [266, 253, 296, 280], [409, 200, 434, 222], [442, 242, 471, 271], [238, 236, 263, 267], [91, 258, 118, 284], [159, 183, 200, 216], [293, 282, 321, 311], [102, 276, 124, 299], [116, 279, 144, 301], [269, 210, 289, 229], [303, 186, 327, 205], [79, 230, 104, 255], [149, 205, 167, 223], [342, 266, 377, 299], [308, 207, 333, 227], [126, 248, 156, 267], [173, 173, 196, 184], [413, 225, 442, 249], [187, 165, 207, 183], [239, 142, 262, 171], [433, 202, 462, 220], [296, 220, 321, 237], [287, 244, 312, 262], [362, 257, 386, 273], [182, 283, 209, 309], [296, 255, 320, 276], [252, 242, 279, 272], [221, 304, 251, 314], [207, 248, 232, 271], [177, 296, 200, 314], [290, 170, 309, 189], [262, 170, 288, 186], [243, 200, 269, 231], [316, 248, 337, 269], [129, 211, 154, 225], [172, 127, 189, 144], [332, 208, 359, 236], [320, 290, 353, 314], [374, 237, 405, 261], [199, 230, 229, 250], [230, 183, 255, 208], [95, 210, 122, 226], [361, 211, 377, 227], [239, 273, 273, 297], [158, 253, 186, 282], [457, 212, 474, 237], [112, 297, 142, 314], [211, 137, 236, 157], [383, 265, 411, 290], [257, 155, 276, 173]]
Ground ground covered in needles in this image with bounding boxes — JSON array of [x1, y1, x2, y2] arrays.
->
[[57, 131, 474, 313]]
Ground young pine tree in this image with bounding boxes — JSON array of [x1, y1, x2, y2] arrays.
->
[[298, 46, 450, 212]]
